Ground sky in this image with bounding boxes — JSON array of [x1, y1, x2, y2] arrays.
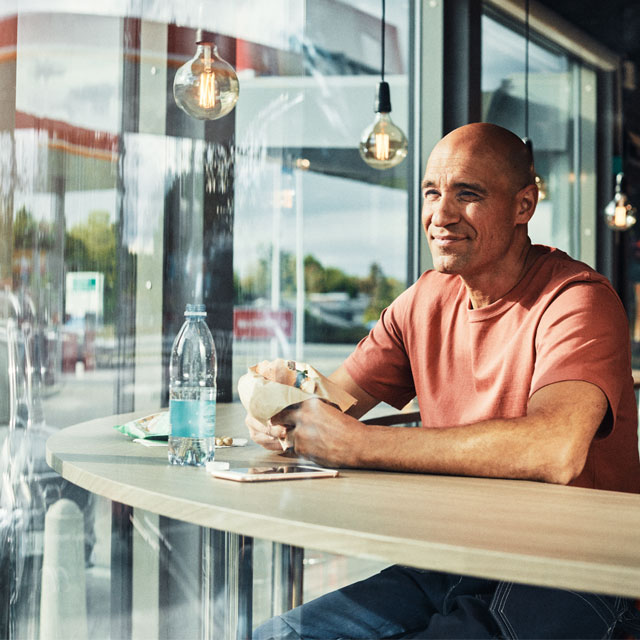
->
[[234, 169, 408, 280]]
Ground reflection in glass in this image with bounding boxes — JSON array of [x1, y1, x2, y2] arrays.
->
[[482, 12, 578, 257], [604, 172, 636, 231], [2, 0, 411, 635]]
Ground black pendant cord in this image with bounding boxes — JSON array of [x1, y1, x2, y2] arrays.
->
[[374, 0, 391, 114], [381, 0, 386, 82], [524, 0, 530, 139]]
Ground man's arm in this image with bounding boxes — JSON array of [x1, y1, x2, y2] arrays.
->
[[272, 379, 608, 485], [328, 364, 380, 419]]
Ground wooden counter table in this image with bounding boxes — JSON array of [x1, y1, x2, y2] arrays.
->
[[46, 404, 640, 637]]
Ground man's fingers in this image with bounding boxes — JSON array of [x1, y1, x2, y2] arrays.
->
[[279, 430, 295, 451], [245, 421, 284, 451], [267, 420, 290, 440], [245, 413, 291, 450], [270, 403, 301, 427], [245, 413, 286, 438]]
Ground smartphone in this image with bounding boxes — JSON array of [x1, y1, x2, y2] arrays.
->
[[211, 464, 339, 482]]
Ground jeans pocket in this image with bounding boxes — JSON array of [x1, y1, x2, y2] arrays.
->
[[489, 581, 629, 639]]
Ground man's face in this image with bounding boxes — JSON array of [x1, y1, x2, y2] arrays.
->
[[421, 138, 523, 279]]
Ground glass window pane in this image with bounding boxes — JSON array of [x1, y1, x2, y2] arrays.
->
[[482, 12, 581, 258], [232, 0, 411, 384], [2, 1, 414, 635]]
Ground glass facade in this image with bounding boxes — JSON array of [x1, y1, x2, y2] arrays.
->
[[481, 9, 598, 267], [1, 1, 412, 636], [0, 0, 621, 637], [4, 3, 412, 419]]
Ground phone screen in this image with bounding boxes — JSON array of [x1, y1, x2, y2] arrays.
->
[[212, 464, 339, 482], [248, 465, 324, 474]]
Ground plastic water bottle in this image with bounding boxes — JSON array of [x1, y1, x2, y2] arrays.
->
[[168, 304, 217, 466]]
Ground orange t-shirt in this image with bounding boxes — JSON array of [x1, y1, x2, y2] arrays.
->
[[345, 246, 640, 493]]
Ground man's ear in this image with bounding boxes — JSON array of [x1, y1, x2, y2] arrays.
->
[[516, 183, 538, 224]]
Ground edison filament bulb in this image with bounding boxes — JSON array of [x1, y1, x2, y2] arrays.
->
[[173, 41, 239, 120], [359, 82, 408, 170], [605, 173, 636, 231], [360, 112, 408, 169]]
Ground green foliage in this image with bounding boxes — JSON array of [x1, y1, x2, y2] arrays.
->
[[65, 211, 117, 323], [305, 256, 360, 297], [235, 251, 270, 303], [237, 249, 370, 302], [13, 206, 55, 249], [362, 262, 404, 323]]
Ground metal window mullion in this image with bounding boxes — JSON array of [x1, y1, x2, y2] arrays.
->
[[407, 0, 421, 286], [572, 62, 582, 259], [415, 0, 445, 277]]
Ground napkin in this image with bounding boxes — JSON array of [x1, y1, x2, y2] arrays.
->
[[114, 411, 170, 440], [237, 359, 357, 424]]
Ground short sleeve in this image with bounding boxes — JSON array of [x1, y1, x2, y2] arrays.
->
[[531, 281, 631, 433], [344, 295, 416, 409]]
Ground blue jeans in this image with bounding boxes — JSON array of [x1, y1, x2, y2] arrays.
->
[[253, 566, 637, 639]]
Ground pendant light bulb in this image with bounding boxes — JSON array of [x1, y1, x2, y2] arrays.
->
[[173, 40, 239, 120], [605, 172, 636, 231], [359, 82, 408, 170], [535, 174, 547, 201], [523, 138, 548, 201]]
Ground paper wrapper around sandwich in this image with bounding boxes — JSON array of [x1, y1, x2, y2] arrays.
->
[[237, 360, 357, 450]]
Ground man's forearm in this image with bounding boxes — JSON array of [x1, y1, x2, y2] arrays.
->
[[280, 400, 562, 482], [351, 417, 574, 484], [351, 380, 607, 484]]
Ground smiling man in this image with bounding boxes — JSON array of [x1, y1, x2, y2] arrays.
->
[[422, 123, 539, 306], [249, 123, 640, 639]]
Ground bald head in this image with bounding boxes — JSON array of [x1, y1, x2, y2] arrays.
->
[[421, 123, 540, 298], [433, 123, 535, 193]]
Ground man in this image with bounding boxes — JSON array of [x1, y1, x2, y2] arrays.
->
[[247, 123, 640, 638]]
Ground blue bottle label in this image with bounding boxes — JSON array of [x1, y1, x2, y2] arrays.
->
[[169, 399, 216, 438]]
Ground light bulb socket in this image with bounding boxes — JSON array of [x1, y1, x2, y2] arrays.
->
[[375, 81, 392, 113]]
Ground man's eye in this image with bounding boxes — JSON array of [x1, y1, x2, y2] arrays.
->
[[423, 189, 439, 199], [459, 191, 481, 201]]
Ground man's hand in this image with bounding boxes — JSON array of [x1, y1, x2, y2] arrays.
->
[[244, 362, 380, 455], [244, 413, 293, 452], [245, 397, 364, 463], [269, 398, 366, 467]]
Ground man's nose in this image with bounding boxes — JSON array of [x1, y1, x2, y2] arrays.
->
[[429, 196, 460, 227]]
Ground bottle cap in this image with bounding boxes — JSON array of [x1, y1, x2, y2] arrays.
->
[[206, 461, 230, 473], [185, 303, 206, 316]]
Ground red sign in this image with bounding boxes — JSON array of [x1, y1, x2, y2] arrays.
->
[[233, 308, 293, 340]]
